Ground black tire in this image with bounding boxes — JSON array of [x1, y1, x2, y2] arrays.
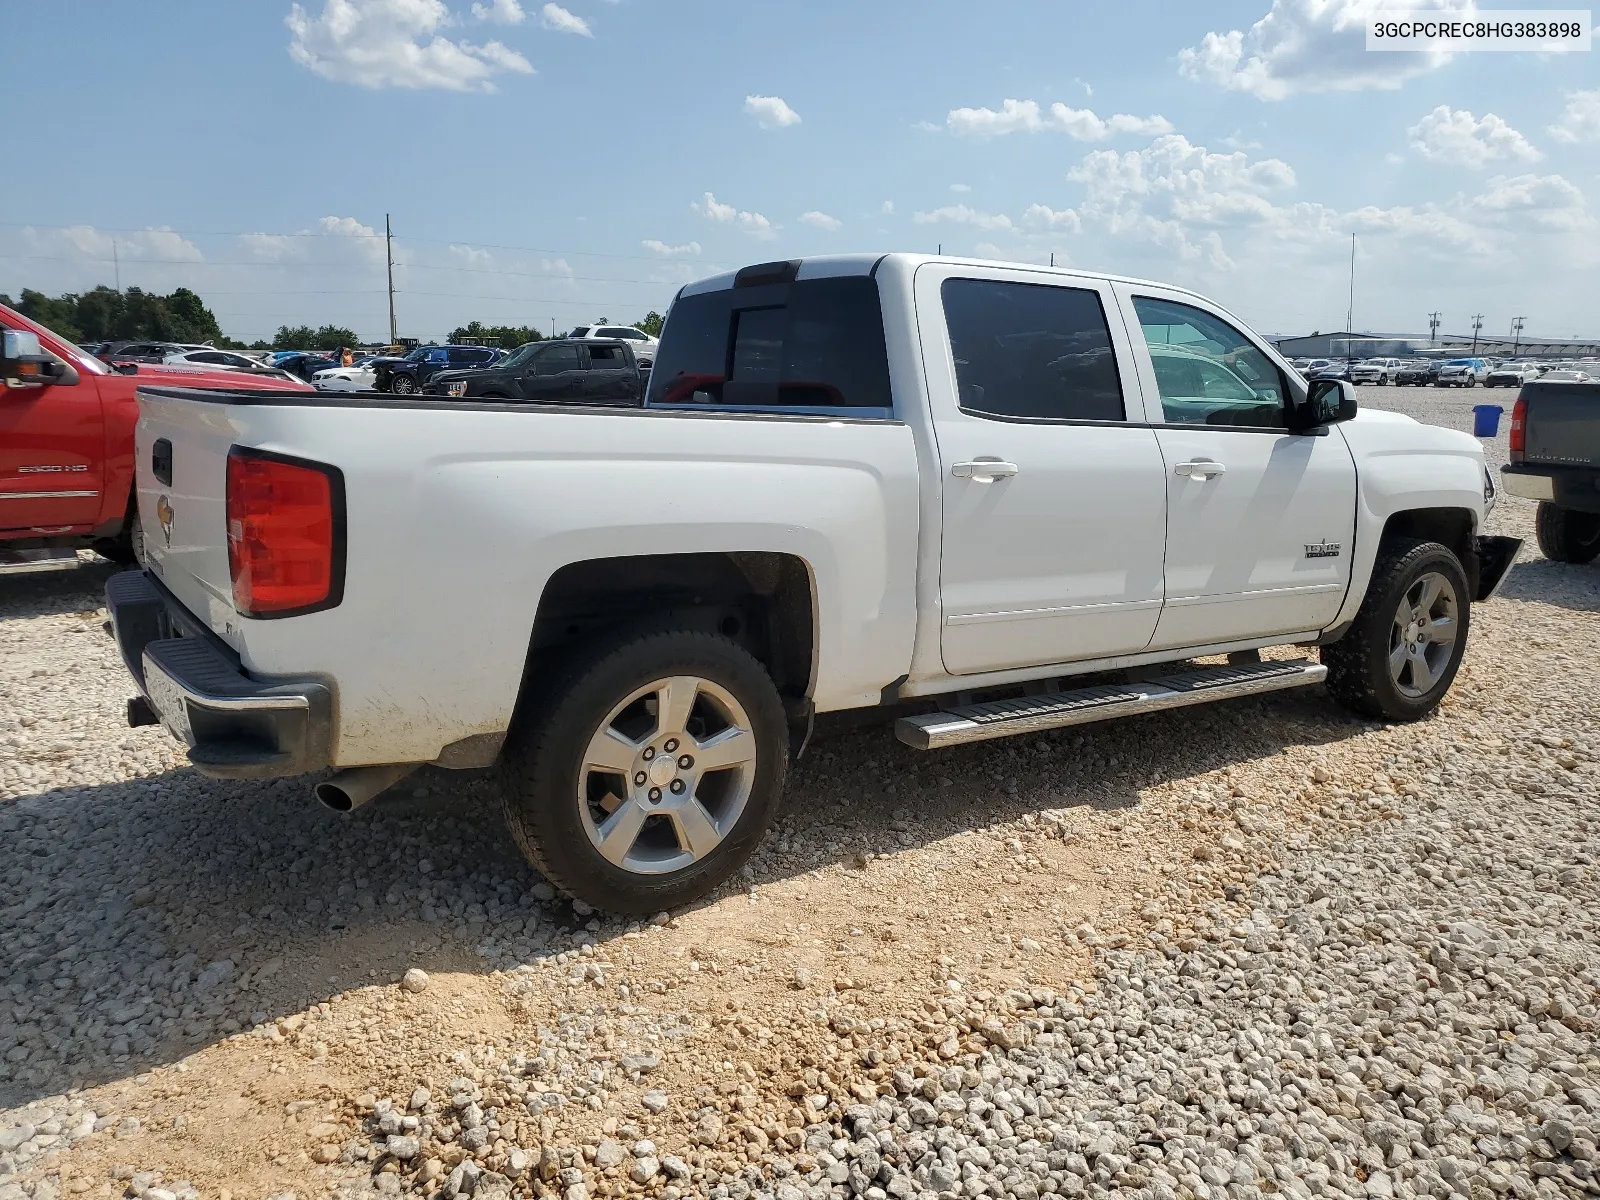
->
[[391, 373, 418, 395], [93, 511, 144, 565], [1535, 502, 1600, 564], [496, 626, 789, 914], [1321, 538, 1471, 722]]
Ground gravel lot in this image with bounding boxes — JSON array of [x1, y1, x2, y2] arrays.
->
[[1, 386, 1596, 1200]]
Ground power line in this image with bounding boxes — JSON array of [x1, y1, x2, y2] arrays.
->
[[0, 253, 673, 286]]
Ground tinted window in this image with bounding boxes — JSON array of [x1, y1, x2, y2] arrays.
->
[[1132, 296, 1287, 428], [586, 343, 628, 368], [646, 276, 891, 411], [941, 278, 1124, 421], [532, 345, 581, 375], [570, 326, 592, 338], [598, 326, 644, 340]]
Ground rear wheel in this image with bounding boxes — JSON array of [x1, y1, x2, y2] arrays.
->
[[496, 627, 788, 913], [391, 374, 418, 395], [1322, 538, 1470, 721], [1535, 502, 1600, 564]]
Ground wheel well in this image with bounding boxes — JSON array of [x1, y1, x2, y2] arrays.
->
[[1381, 507, 1477, 589], [527, 552, 816, 699]]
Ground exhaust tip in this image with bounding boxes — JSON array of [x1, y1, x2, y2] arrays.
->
[[314, 781, 355, 811]]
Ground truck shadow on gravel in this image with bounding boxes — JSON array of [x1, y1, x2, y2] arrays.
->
[[0, 675, 1360, 1110], [1494, 556, 1600, 613], [0, 558, 119, 621]]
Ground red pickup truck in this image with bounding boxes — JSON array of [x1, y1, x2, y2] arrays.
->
[[0, 302, 312, 562]]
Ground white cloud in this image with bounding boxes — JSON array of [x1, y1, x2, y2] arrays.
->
[[946, 99, 1172, 140], [642, 239, 703, 256], [1074, 77, 1093, 97], [744, 95, 801, 129], [1407, 106, 1541, 167], [286, 0, 534, 91], [692, 192, 776, 239], [949, 183, 971, 194], [912, 205, 1014, 231], [450, 243, 494, 266], [1021, 204, 1082, 233], [538, 3, 591, 36], [33, 225, 204, 264], [471, 0, 525, 22], [880, 200, 895, 216], [1178, 0, 1471, 101], [1549, 90, 1600, 143], [800, 211, 842, 231]]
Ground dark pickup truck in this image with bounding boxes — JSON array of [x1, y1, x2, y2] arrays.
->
[[1504, 380, 1600, 562], [421, 338, 643, 404]]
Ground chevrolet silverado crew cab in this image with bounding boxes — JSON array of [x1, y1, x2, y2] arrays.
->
[[0, 303, 310, 563], [96, 254, 1519, 913]]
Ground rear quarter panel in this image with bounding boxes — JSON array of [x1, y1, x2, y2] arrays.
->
[[146, 399, 920, 767]]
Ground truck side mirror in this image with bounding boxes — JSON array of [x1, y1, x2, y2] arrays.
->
[[1295, 379, 1358, 430], [1, 329, 70, 389]]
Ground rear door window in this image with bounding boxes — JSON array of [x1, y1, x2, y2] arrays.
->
[[646, 276, 892, 413], [940, 278, 1125, 421], [570, 326, 592, 338], [586, 343, 629, 368]]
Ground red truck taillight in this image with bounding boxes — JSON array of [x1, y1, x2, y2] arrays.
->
[[226, 448, 345, 617], [1509, 394, 1527, 462]]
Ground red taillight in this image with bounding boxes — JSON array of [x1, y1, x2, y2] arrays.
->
[[1509, 394, 1527, 461], [225, 448, 344, 617]]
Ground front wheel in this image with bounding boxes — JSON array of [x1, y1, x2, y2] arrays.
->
[[1535, 502, 1600, 564], [1322, 538, 1470, 722], [391, 374, 418, 395], [496, 627, 789, 913]]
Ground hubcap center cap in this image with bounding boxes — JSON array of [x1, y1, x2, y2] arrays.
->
[[647, 753, 678, 788]]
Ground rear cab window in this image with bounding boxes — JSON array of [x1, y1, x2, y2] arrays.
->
[[646, 276, 893, 417]]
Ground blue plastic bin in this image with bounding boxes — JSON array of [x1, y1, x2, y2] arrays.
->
[[1472, 404, 1503, 437]]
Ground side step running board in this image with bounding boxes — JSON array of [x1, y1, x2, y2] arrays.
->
[[895, 659, 1327, 750]]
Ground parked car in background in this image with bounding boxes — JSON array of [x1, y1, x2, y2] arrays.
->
[[374, 345, 503, 395], [271, 353, 341, 383], [111, 253, 1517, 912], [162, 348, 269, 371], [0, 301, 311, 564], [103, 340, 196, 364], [1436, 358, 1490, 388], [1503, 379, 1600, 562], [1485, 362, 1544, 387], [569, 324, 658, 367], [1308, 361, 1353, 382], [312, 363, 378, 392], [1395, 360, 1439, 386], [1535, 367, 1594, 383], [1350, 357, 1405, 386], [421, 339, 644, 404]]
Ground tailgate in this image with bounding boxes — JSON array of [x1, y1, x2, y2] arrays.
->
[[1522, 382, 1600, 467], [134, 386, 241, 630]]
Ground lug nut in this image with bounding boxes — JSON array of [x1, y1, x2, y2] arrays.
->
[[642, 747, 655, 761], [678, 755, 693, 769], [634, 771, 647, 786], [670, 780, 686, 795], [664, 738, 679, 753], [648, 787, 663, 803]]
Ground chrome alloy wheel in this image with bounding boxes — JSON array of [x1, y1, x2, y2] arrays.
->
[[1389, 571, 1459, 698], [577, 676, 757, 875]]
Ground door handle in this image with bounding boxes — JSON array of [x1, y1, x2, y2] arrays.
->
[[951, 459, 1019, 482], [1174, 460, 1226, 479]]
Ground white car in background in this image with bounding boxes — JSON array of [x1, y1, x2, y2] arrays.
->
[[1350, 357, 1405, 386], [162, 348, 270, 371], [569, 323, 658, 367], [312, 362, 378, 392]]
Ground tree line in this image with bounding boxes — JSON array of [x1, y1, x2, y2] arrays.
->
[[2, 284, 667, 351]]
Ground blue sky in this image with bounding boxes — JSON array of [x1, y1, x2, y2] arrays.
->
[[4, 0, 1597, 342]]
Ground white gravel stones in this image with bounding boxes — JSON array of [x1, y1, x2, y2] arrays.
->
[[400, 967, 430, 994]]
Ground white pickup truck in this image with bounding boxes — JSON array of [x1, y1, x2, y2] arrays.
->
[[104, 254, 1519, 913]]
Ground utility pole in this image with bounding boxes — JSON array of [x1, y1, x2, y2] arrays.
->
[[113, 239, 120, 292], [1049, 252, 1055, 267], [385, 214, 397, 344], [550, 318, 556, 338], [1470, 313, 1484, 355], [1428, 311, 1441, 346], [1345, 233, 1356, 339], [1511, 316, 1525, 356]]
